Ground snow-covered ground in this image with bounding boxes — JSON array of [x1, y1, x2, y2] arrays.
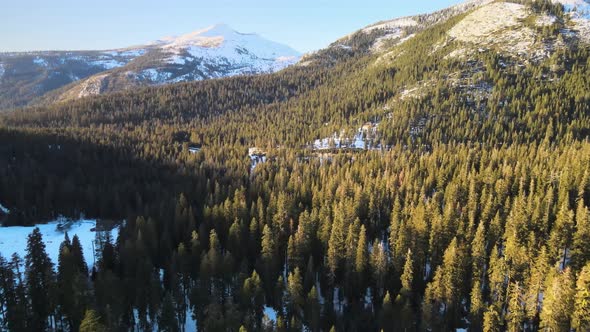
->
[[312, 123, 380, 151], [249, 148, 268, 171], [313, 131, 367, 150], [0, 217, 118, 269]]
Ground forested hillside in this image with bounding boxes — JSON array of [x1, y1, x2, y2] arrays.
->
[[0, 0, 589, 331]]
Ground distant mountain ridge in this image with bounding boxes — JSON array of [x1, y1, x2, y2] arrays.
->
[[0, 24, 300, 109]]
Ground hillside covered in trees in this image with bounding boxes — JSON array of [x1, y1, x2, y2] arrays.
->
[[0, 0, 589, 331]]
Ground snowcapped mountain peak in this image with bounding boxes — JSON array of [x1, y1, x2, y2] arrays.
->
[[155, 24, 256, 50], [154, 24, 301, 63], [5, 24, 302, 104], [197, 23, 248, 37]]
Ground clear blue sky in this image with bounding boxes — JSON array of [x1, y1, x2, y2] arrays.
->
[[1, 0, 464, 53]]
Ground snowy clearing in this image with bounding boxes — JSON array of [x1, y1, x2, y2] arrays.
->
[[0, 217, 118, 269]]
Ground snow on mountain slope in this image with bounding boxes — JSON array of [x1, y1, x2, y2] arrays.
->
[[358, 0, 494, 52], [554, 0, 590, 42], [158, 24, 300, 77], [439, 0, 590, 60], [446, 1, 539, 57], [43, 24, 301, 102], [0, 24, 300, 108]]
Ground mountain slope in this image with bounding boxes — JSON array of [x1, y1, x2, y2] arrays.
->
[[0, 24, 300, 109]]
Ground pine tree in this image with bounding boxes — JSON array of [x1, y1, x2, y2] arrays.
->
[[261, 224, 277, 292], [426, 238, 466, 329], [57, 235, 88, 331], [159, 292, 180, 332], [287, 267, 304, 319], [571, 199, 590, 272], [469, 280, 484, 331], [572, 263, 590, 331], [79, 309, 106, 332], [524, 247, 549, 330], [242, 270, 264, 329], [0, 254, 27, 332], [25, 227, 55, 331], [71, 235, 88, 275], [400, 249, 414, 299], [370, 241, 388, 297], [548, 200, 574, 268], [540, 268, 575, 331], [379, 291, 394, 331], [327, 208, 346, 283], [305, 286, 320, 332], [354, 224, 368, 291], [506, 282, 525, 332], [471, 220, 486, 284], [482, 305, 502, 332], [488, 246, 507, 306]]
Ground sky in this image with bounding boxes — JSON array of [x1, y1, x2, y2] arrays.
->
[[0, 0, 465, 53]]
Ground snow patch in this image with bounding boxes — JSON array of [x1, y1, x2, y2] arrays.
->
[[536, 14, 557, 26], [449, 2, 528, 43], [141, 68, 172, 82], [448, 2, 538, 55], [78, 74, 107, 98], [167, 55, 193, 65], [363, 17, 419, 33], [91, 59, 125, 69], [102, 49, 146, 57], [33, 57, 48, 67]]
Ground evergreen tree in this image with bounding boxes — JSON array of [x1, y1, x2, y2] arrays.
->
[[540, 268, 575, 331], [57, 235, 88, 331], [571, 199, 590, 272], [25, 227, 55, 331], [548, 200, 574, 268], [379, 291, 394, 331], [572, 263, 590, 331], [482, 305, 502, 332], [159, 292, 180, 332], [286, 267, 304, 319], [261, 224, 277, 294], [305, 286, 320, 332], [79, 309, 106, 332], [469, 280, 484, 331], [506, 282, 524, 332], [400, 249, 414, 299]]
